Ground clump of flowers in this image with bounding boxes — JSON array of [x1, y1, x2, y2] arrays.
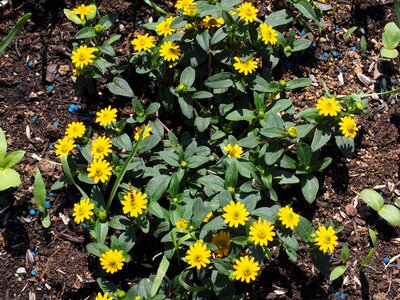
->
[[185, 240, 211, 269], [100, 249, 125, 274], [314, 225, 339, 253]]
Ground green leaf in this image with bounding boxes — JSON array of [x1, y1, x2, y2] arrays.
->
[[119, 226, 136, 252], [34, 169, 46, 214], [301, 174, 319, 203], [40, 213, 51, 228], [360, 189, 384, 211], [341, 243, 349, 264], [277, 229, 298, 250], [108, 215, 132, 230], [94, 220, 109, 244], [178, 95, 194, 119], [296, 216, 314, 243], [0, 13, 31, 55], [329, 266, 346, 281], [97, 277, 118, 294], [146, 103, 161, 115], [294, 1, 323, 27], [86, 242, 109, 257], [381, 48, 399, 59], [368, 228, 377, 246], [292, 39, 312, 52], [344, 26, 357, 39], [265, 9, 293, 27], [151, 255, 169, 297], [0, 168, 21, 191], [225, 162, 238, 188], [204, 72, 233, 89], [107, 77, 134, 98], [192, 91, 213, 99], [382, 22, 400, 50], [51, 176, 68, 190], [63, 9, 83, 25], [286, 78, 312, 90], [0, 128, 6, 162], [1, 150, 25, 168], [335, 135, 355, 158], [197, 175, 225, 193], [378, 204, 400, 226], [360, 35, 367, 55], [98, 13, 119, 30], [195, 114, 211, 132], [145, 175, 170, 201], [210, 27, 228, 46], [75, 27, 97, 39], [264, 143, 284, 165], [180, 66, 196, 88], [170, 16, 187, 28], [260, 127, 286, 138], [311, 128, 331, 151], [226, 109, 256, 122], [297, 143, 312, 167], [213, 259, 232, 276], [143, 0, 169, 15], [196, 30, 210, 52]]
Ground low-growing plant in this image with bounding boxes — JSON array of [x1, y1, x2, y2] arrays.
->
[[360, 189, 400, 227], [33, 169, 51, 228], [0, 128, 25, 191], [380, 22, 400, 59], [0, 13, 31, 55]]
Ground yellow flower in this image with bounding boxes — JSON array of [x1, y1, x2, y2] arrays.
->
[[233, 256, 260, 283], [314, 226, 339, 253], [315, 96, 341, 117], [100, 249, 125, 274], [134, 124, 152, 141], [203, 211, 213, 223], [185, 240, 211, 269], [237, 2, 259, 23], [278, 206, 300, 230], [233, 56, 258, 75], [65, 122, 86, 139], [95, 292, 112, 300], [183, 4, 198, 17], [175, 0, 194, 9], [175, 217, 188, 229], [121, 189, 148, 218], [202, 16, 225, 28], [339, 116, 358, 139], [222, 201, 249, 228], [71, 45, 96, 69], [212, 231, 231, 257], [71, 4, 95, 20], [72, 198, 94, 224], [156, 16, 176, 37], [259, 23, 278, 45], [55, 136, 76, 158], [249, 218, 276, 247], [87, 159, 112, 184], [91, 136, 112, 160], [224, 144, 243, 158], [356, 102, 364, 110], [96, 106, 117, 126], [72, 68, 80, 76], [131, 33, 155, 52], [159, 41, 181, 62], [287, 126, 298, 138]]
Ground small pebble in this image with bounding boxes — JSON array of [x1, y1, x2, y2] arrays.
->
[[317, 55, 323, 61], [48, 144, 54, 150], [341, 66, 348, 72], [310, 44, 317, 50], [300, 29, 306, 36], [55, 73, 60, 78], [76, 144, 82, 151], [341, 294, 346, 299], [335, 292, 340, 297], [38, 211, 42, 217], [53, 122, 59, 127], [47, 86, 54, 92], [351, 46, 357, 51], [83, 223, 88, 229], [31, 270, 37, 276], [323, 52, 329, 58], [32, 116, 38, 122], [384, 257, 390, 264], [354, 58, 359, 62], [391, 79, 397, 85], [34, 246, 39, 253], [333, 51, 339, 57], [335, 26, 340, 32], [45, 201, 50, 209], [49, 192, 55, 197], [29, 209, 35, 215], [27, 60, 33, 68]]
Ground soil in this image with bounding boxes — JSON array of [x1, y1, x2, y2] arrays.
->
[[0, 0, 399, 299]]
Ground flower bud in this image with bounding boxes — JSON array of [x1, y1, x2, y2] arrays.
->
[[94, 24, 103, 33], [279, 79, 287, 88], [284, 45, 292, 53], [287, 126, 298, 138], [98, 210, 107, 222], [117, 290, 126, 299], [176, 83, 188, 93], [180, 160, 188, 168]]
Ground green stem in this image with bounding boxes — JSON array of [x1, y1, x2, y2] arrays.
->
[[105, 130, 145, 212]]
